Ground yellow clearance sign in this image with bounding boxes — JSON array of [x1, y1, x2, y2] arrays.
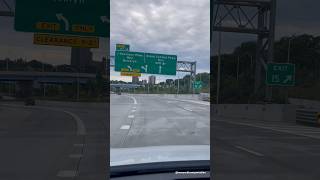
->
[[33, 33, 99, 48], [120, 72, 141, 77]]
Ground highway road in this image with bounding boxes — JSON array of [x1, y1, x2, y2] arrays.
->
[[212, 115, 320, 180], [110, 94, 210, 148], [0, 100, 107, 180]]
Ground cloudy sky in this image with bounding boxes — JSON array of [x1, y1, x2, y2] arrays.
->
[[1, 0, 320, 81], [110, 0, 210, 82]]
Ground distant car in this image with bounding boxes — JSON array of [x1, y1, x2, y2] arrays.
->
[[24, 98, 35, 106], [117, 91, 121, 95], [199, 93, 210, 101]]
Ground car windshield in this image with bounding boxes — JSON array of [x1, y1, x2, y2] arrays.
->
[[110, 0, 210, 167]]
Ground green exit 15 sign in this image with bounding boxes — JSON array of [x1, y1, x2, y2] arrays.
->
[[193, 81, 202, 89], [266, 63, 295, 86], [115, 51, 177, 76], [14, 0, 109, 37]]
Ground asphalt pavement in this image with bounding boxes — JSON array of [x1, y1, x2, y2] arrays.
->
[[110, 94, 210, 148], [0, 100, 107, 180], [212, 114, 320, 180]]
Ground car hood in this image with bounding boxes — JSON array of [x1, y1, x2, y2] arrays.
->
[[110, 145, 210, 166]]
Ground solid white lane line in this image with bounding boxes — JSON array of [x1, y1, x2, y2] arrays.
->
[[128, 115, 134, 118], [235, 146, 264, 157], [1, 104, 86, 136], [120, 125, 130, 130], [69, 154, 83, 158], [57, 170, 77, 178], [62, 110, 86, 136], [165, 98, 210, 106], [125, 95, 138, 104]]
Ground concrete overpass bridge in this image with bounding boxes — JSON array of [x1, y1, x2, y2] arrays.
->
[[110, 83, 142, 90], [0, 71, 97, 84], [0, 71, 100, 98]]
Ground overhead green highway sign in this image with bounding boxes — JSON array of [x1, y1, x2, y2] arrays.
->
[[115, 51, 177, 76], [266, 63, 295, 86], [14, 0, 109, 37], [115, 51, 145, 73]]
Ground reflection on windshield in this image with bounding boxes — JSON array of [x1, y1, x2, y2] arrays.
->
[[0, 0, 109, 179]]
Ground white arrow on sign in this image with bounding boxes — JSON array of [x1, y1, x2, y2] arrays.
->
[[127, 66, 133, 71], [141, 65, 148, 73], [56, 13, 69, 31], [283, 75, 292, 83], [100, 16, 110, 23]]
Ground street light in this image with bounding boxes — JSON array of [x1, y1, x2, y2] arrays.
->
[[287, 34, 296, 63], [66, 66, 80, 101], [236, 53, 253, 86], [285, 34, 296, 104], [6, 58, 9, 71]]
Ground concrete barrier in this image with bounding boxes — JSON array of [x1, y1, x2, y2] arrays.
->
[[157, 94, 201, 101], [213, 104, 296, 122], [289, 98, 320, 110]]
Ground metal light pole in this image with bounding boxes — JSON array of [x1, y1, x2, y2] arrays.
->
[[250, 55, 253, 70], [216, 29, 222, 104], [77, 72, 80, 101], [285, 35, 294, 103], [41, 62, 46, 97], [287, 34, 296, 63], [236, 56, 240, 82], [287, 38, 291, 63], [6, 58, 9, 71]]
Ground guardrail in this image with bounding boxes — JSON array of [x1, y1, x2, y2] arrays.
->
[[296, 108, 320, 125]]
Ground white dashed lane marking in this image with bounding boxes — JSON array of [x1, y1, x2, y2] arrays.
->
[[235, 146, 264, 157], [57, 170, 77, 178], [69, 154, 83, 158], [120, 125, 130, 130], [182, 107, 193, 112]]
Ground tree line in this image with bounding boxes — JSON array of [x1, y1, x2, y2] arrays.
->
[[211, 34, 320, 103]]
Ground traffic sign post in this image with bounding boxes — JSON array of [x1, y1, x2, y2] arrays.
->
[[14, 0, 109, 37], [115, 51, 177, 76], [266, 63, 295, 86]]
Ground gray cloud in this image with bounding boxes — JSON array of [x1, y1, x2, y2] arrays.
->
[[110, 0, 210, 81]]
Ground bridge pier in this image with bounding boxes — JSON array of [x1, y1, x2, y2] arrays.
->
[[16, 80, 34, 99]]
